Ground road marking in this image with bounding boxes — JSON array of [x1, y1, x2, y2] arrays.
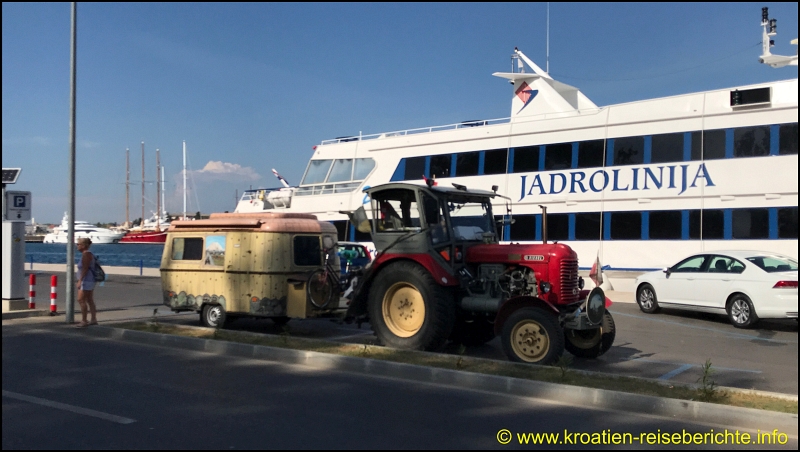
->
[[2, 390, 136, 424], [611, 311, 798, 344], [657, 364, 694, 380], [623, 358, 761, 374]]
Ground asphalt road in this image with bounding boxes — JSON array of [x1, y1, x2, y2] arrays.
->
[[3, 324, 796, 449], [19, 271, 800, 395]]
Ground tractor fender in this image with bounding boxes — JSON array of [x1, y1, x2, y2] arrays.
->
[[345, 256, 456, 319], [493, 295, 560, 336]]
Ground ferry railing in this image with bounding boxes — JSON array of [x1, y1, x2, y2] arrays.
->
[[318, 107, 605, 146]]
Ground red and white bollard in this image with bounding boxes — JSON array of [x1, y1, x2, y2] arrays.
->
[[29, 274, 36, 309], [50, 275, 58, 315]]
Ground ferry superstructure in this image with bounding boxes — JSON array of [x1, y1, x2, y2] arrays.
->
[[236, 19, 798, 270]]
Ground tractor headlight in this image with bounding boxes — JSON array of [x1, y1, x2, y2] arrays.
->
[[539, 281, 551, 294], [578, 277, 585, 289]]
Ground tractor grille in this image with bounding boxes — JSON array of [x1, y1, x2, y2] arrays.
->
[[560, 259, 580, 304]]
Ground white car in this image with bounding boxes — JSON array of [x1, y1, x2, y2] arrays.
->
[[634, 251, 798, 328]]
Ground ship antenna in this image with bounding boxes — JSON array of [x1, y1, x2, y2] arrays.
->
[[546, 2, 550, 74]]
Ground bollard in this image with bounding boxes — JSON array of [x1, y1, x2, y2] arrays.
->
[[29, 274, 36, 309], [140, 259, 143, 276], [50, 275, 58, 315]]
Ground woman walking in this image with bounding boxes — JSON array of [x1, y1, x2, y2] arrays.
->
[[75, 238, 98, 327]]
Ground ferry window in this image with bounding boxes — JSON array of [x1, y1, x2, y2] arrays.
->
[[512, 145, 539, 173], [691, 129, 725, 160], [544, 143, 572, 171], [430, 154, 451, 179], [576, 140, 604, 169], [778, 207, 798, 239], [650, 133, 684, 164], [172, 237, 203, 261], [510, 214, 537, 241], [483, 149, 508, 175], [649, 210, 682, 240], [404, 157, 426, 180], [331, 220, 348, 242], [455, 151, 479, 177], [301, 159, 333, 184], [733, 126, 770, 158], [779, 123, 798, 155], [353, 226, 372, 242], [326, 159, 353, 183], [732, 208, 769, 239], [609, 212, 641, 240], [612, 137, 644, 166], [689, 209, 724, 240], [294, 236, 322, 266], [574, 212, 601, 240], [353, 158, 376, 180], [545, 213, 569, 242]]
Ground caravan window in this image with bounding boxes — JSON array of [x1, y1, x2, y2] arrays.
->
[[294, 236, 322, 266], [172, 237, 203, 260]]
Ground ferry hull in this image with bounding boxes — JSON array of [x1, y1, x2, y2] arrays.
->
[[119, 230, 167, 244]]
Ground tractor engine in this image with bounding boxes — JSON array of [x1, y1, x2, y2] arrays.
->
[[459, 264, 538, 312]]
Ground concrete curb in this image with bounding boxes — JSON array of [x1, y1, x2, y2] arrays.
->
[[84, 325, 798, 435], [1, 309, 56, 320]]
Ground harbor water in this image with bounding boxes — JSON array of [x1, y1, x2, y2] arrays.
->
[[25, 243, 164, 268]]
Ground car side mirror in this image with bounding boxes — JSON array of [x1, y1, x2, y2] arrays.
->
[[662, 267, 671, 276]]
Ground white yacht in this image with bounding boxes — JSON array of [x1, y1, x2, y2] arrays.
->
[[235, 10, 798, 270], [43, 212, 126, 244]]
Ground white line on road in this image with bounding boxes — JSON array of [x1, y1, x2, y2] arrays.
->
[[2, 390, 136, 424]]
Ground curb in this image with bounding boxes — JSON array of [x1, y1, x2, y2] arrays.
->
[[2, 309, 56, 320], [84, 325, 798, 435]]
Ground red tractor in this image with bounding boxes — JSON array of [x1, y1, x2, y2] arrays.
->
[[344, 182, 615, 365]]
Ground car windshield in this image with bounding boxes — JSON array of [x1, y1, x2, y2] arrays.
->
[[746, 255, 798, 273]]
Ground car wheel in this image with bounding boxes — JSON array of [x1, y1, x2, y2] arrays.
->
[[727, 294, 759, 329], [636, 283, 660, 313], [201, 304, 227, 328]]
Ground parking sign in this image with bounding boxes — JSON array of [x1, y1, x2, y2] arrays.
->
[[5, 191, 31, 221]]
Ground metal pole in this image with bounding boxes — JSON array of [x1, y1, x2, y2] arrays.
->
[[66, 2, 77, 324]]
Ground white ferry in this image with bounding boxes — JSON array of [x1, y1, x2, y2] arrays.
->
[[236, 13, 798, 271]]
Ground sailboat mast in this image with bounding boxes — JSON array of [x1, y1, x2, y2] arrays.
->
[[125, 147, 130, 227], [183, 140, 187, 220], [141, 141, 145, 226], [161, 165, 166, 221], [156, 148, 161, 230]]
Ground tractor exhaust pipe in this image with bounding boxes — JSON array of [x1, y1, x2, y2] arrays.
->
[[539, 205, 547, 244]]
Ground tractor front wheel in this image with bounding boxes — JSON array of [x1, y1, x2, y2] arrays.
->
[[500, 307, 564, 365], [564, 311, 616, 359]]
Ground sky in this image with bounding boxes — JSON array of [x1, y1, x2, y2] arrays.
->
[[2, 2, 798, 224]]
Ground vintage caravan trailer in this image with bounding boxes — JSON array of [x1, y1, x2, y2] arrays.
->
[[160, 212, 340, 327]]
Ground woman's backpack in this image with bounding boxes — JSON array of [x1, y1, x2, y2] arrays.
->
[[92, 253, 106, 282]]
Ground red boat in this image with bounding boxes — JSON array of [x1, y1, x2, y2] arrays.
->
[[119, 229, 167, 244]]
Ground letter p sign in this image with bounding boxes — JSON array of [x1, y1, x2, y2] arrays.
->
[[5, 191, 32, 221]]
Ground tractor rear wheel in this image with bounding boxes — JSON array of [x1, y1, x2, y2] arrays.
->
[[368, 262, 455, 351], [564, 311, 616, 359], [500, 307, 564, 365]]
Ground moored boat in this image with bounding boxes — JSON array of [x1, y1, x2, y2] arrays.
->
[[43, 213, 126, 244]]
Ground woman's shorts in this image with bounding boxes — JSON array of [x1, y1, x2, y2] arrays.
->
[[80, 280, 96, 291]]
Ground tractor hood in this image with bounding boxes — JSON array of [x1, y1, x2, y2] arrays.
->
[[465, 243, 578, 265]]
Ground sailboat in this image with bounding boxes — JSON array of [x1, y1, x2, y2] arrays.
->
[[120, 145, 169, 244]]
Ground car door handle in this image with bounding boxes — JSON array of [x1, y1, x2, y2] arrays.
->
[[722, 279, 731, 282]]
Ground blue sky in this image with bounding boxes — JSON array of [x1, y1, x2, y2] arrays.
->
[[3, 2, 797, 224]]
